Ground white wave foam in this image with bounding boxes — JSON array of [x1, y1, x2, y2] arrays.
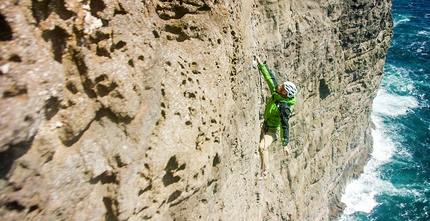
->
[[383, 64, 416, 93], [369, 118, 396, 163], [341, 173, 397, 215], [340, 116, 398, 218], [340, 88, 418, 218], [341, 175, 379, 215], [340, 120, 423, 218], [418, 30, 430, 36], [373, 64, 418, 116], [394, 15, 410, 27], [373, 90, 418, 117]]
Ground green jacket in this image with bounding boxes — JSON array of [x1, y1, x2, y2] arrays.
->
[[259, 63, 296, 146]]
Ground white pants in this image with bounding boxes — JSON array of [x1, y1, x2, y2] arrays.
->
[[259, 130, 278, 173]]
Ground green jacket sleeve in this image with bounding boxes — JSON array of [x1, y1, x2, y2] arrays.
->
[[259, 63, 278, 95]]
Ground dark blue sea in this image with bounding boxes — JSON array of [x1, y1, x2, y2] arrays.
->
[[339, 0, 430, 220]]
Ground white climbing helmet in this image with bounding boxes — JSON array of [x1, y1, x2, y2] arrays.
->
[[283, 81, 297, 98]]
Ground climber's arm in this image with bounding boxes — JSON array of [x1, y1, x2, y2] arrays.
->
[[257, 58, 278, 95]]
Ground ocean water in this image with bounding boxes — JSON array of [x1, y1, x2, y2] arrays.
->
[[339, 0, 430, 220]]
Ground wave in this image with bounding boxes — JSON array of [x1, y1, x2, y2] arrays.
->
[[418, 30, 430, 36], [393, 15, 410, 27], [373, 64, 419, 117], [340, 1, 430, 220], [339, 115, 397, 218], [382, 64, 415, 93], [340, 90, 419, 219], [373, 90, 418, 117]]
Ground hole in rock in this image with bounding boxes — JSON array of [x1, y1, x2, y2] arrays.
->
[[0, 14, 12, 41], [89, 171, 117, 185], [2, 84, 27, 98], [167, 190, 182, 203], [0, 138, 34, 179], [90, 0, 106, 17], [103, 197, 118, 221], [164, 155, 179, 171], [128, 59, 134, 67], [113, 41, 126, 51], [162, 171, 180, 187], [28, 205, 39, 213], [114, 3, 127, 15], [8, 55, 22, 62], [319, 79, 330, 99], [178, 163, 186, 171], [42, 26, 68, 63], [5, 201, 25, 212], [212, 153, 221, 167], [96, 81, 118, 97], [152, 30, 160, 38], [96, 47, 111, 58], [31, 0, 50, 23], [139, 184, 152, 196], [156, 5, 188, 20], [115, 155, 125, 167], [66, 81, 78, 94], [45, 96, 60, 120]]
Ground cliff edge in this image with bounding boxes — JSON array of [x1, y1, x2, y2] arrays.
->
[[0, 0, 392, 220]]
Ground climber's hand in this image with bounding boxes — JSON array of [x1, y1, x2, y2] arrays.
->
[[283, 145, 290, 156], [255, 56, 261, 64]]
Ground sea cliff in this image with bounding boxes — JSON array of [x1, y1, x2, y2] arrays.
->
[[0, 0, 392, 220]]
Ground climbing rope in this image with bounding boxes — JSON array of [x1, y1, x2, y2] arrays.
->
[[251, 7, 267, 221], [258, 175, 265, 221]]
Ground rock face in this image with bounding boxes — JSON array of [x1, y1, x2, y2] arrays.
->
[[0, 0, 392, 220]]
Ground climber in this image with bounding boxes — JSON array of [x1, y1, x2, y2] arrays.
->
[[256, 56, 297, 180]]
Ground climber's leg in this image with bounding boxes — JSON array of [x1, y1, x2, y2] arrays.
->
[[258, 131, 276, 173]]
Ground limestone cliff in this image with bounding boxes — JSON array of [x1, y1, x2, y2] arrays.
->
[[0, 0, 392, 220]]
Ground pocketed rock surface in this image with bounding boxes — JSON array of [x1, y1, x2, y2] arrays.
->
[[0, 0, 392, 220]]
